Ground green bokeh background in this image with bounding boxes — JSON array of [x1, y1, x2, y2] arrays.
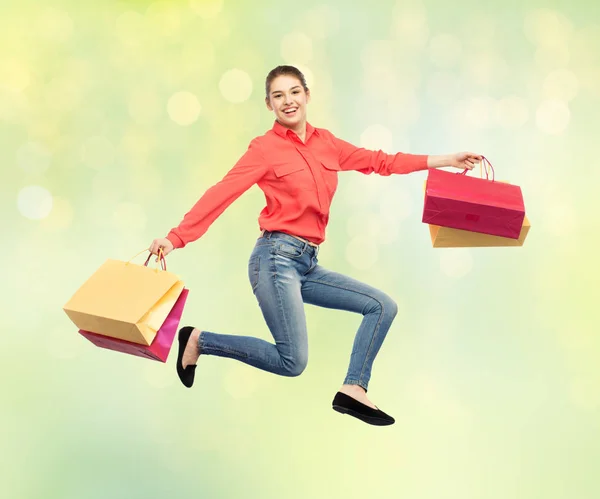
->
[[2, 0, 599, 498]]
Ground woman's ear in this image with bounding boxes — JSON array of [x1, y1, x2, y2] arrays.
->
[[306, 89, 311, 103], [265, 97, 273, 111]]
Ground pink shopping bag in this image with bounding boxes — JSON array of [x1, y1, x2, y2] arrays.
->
[[422, 157, 526, 239]]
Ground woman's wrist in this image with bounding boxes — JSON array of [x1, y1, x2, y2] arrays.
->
[[427, 154, 454, 169]]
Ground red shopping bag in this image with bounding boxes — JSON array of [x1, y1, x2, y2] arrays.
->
[[78, 287, 189, 362], [422, 157, 525, 239]]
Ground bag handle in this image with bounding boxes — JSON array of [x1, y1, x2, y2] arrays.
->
[[459, 156, 495, 182], [127, 248, 167, 272]]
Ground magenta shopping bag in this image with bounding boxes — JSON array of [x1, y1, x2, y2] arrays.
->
[[422, 158, 526, 239]]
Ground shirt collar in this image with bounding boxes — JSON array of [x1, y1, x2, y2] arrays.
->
[[272, 120, 320, 140]]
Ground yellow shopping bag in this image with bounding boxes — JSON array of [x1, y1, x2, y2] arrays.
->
[[63, 250, 185, 345], [428, 216, 531, 247]]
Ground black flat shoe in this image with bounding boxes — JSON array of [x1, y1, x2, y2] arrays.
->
[[332, 391, 395, 426], [176, 326, 197, 388]]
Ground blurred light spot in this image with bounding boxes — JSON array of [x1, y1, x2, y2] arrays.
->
[[360, 124, 393, 153], [346, 237, 379, 270], [17, 142, 52, 174], [495, 96, 529, 129], [167, 91, 201, 125], [542, 69, 579, 102], [429, 33, 462, 68], [36, 8, 73, 43], [439, 248, 473, 278], [280, 32, 313, 65], [524, 8, 573, 49], [223, 365, 258, 398], [81, 136, 115, 170], [17, 185, 53, 220], [303, 5, 340, 39], [360, 40, 394, 69], [536, 99, 570, 135], [219, 69, 253, 104], [112, 202, 147, 233], [128, 89, 162, 125], [190, 0, 224, 19], [391, 2, 429, 49], [146, 2, 182, 37], [40, 196, 73, 231], [0, 59, 31, 91]]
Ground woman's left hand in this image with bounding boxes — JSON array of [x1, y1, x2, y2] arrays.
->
[[450, 152, 483, 170]]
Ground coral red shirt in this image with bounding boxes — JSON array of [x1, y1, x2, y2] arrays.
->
[[166, 120, 429, 248]]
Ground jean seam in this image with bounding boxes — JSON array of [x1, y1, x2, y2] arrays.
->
[[270, 249, 295, 372], [198, 331, 250, 358], [304, 278, 386, 387], [343, 379, 369, 391]]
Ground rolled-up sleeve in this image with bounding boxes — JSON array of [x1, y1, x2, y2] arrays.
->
[[333, 135, 429, 176], [167, 138, 268, 248]]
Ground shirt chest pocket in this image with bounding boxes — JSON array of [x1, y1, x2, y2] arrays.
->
[[273, 163, 306, 178], [272, 163, 309, 194]]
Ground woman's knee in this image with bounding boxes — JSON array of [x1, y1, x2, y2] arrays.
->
[[281, 351, 308, 377], [365, 294, 398, 319]]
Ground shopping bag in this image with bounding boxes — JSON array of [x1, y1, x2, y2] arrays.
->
[[422, 157, 526, 239], [428, 216, 531, 247], [78, 288, 189, 362], [63, 250, 184, 346], [423, 176, 532, 247]]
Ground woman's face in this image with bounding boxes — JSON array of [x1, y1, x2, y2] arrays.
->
[[266, 75, 310, 129]]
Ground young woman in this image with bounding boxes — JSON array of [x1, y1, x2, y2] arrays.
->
[[149, 65, 482, 426]]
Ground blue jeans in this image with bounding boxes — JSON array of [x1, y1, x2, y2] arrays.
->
[[197, 230, 398, 391]]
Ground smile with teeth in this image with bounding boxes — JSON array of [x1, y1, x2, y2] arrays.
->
[[283, 107, 298, 116]]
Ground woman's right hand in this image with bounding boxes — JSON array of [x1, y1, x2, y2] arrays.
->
[[149, 238, 174, 261]]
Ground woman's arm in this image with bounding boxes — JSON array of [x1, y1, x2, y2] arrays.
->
[[427, 152, 482, 170], [166, 138, 268, 249]]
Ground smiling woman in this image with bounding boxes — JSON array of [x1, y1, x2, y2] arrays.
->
[[148, 64, 482, 426]]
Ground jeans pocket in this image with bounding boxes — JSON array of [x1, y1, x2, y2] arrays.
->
[[273, 242, 304, 259], [248, 255, 260, 292]]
